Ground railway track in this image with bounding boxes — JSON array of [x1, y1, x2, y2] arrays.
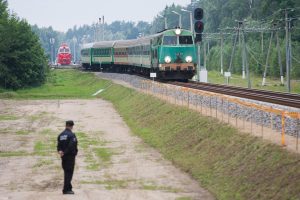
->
[[168, 81, 300, 109]]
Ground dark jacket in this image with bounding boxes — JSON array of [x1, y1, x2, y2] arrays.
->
[[57, 128, 78, 157]]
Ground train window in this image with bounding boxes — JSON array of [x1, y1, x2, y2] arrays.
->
[[154, 49, 157, 58], [158, 36, 162, 45], [163, 36, 177, 45], [179, 36, 193, 45], [65, 49, 70, 53], [81, 50, 89, 56]]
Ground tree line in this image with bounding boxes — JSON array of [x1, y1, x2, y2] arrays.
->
[[2, 0, 299, 90], [191, 0, 300, 79], [0, 0, 47, 90], [34, 0, 300, 79]]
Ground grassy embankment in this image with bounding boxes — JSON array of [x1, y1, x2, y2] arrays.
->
[[208, 70, 300, 93], [0, 70, 110, 99], [1, 70, 299, 199]]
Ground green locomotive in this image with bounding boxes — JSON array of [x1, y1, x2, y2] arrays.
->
[[81, 28, 197, 80]]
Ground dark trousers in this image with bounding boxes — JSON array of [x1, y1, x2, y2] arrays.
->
[[62, 155, 75, 192]]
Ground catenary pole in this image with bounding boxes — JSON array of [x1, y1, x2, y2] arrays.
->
[[262, 25, 274, 86], [276, 29, 284, 85], [285, 10, 291, 93]]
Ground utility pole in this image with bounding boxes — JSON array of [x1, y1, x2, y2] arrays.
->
[[181, 9, 193, 32], [276, 28, 284, 85], [102, 15, 105, 41], [262, 24, 274, 86], [288, 18, 292, 91], [172, 11, 182, 28], [285, 9, 291, 93], [197, 44, 201, 81], [158, 14, 168, 30], [98, 18, 102, 41], [261, 28, 264, 54], [204, 41, 207, 70], [228, 29, 238, 73], [220, 32, 224, 74], [50, 38, 55, 65], [242, 26, 251, 88], [72, 37, 77, 64], [94, 23, 97, 42], [240, 21, 246, 79]]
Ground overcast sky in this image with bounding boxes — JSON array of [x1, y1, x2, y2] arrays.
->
[[7, 0, 191, 32]]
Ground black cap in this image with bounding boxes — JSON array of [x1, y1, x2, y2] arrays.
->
[[66, 120, 74, 126]]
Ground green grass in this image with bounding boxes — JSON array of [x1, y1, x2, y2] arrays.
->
[[95, 148, 113, 162], [100, 83, 300, 200], [0, 151, 31, 157], [208, 70, 300, 93], [0, 115, 18, 121], [81, 179, 130, 190], [76, 132, 112, 170], [33, 159, 54, 168], [175, 197, 193, 200], [0, 69, 111, 99], [141, 183, 181, 193], [34, 139, 56, 156], [16, 130, 31, 135]]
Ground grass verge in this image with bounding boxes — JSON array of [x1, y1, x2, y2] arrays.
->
[[0, 69, 111, 99], [100, 83, 300, 200], [208, 70, 300, 93]]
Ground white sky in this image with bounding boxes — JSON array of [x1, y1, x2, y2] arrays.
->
[[7, 0, 191, 32]]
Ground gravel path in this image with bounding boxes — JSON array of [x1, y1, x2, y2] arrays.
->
[[0, 100, 214, 200]]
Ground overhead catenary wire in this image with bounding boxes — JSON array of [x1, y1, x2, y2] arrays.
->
[[200, 8, 298, 89]]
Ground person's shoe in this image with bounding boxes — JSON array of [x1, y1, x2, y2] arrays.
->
[[63, 190, 75, 195]]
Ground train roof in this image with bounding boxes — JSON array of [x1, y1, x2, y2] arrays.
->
[[80, 29, 193, 50], [81, 43, 94, 49], [93, 41, 116, 48], [114, 34, 161, 48]]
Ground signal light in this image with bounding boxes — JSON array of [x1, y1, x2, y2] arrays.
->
[[194, 21, 204, 33], [194, 8, 204, 43], [194, 8, 203, 20], [195, 34, 202, 44]]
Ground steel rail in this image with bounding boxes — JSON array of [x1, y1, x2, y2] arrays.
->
[[168, 81, 300, 108]]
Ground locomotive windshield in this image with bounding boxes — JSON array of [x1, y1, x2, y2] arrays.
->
[[179, 36, 193, 45], [163, 36, 177, 45], [163, 35, 194, 45], [59, 48, 70, 53]]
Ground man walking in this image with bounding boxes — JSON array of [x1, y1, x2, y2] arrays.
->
[[57, 120, 78, 195]]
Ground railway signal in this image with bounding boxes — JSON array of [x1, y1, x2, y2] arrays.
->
[[194, 8, 204, 43]]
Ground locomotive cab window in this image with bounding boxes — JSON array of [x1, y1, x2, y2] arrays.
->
[[163, 36, 177, 45], [179, 36, 193, 45]]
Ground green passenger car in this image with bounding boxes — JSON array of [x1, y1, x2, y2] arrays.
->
[[80, 43, 93, 69], [90, 41, 115, 70], [81, 28, 197, 80]]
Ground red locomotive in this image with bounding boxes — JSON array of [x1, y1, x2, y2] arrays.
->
[[57, 43, 72, 65]]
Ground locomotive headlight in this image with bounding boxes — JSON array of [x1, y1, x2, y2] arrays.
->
[[175, 28, 182, 35], [164, 56, 172, 63], [185, 56, 193, 63]]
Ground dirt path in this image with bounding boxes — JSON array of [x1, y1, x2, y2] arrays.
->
[[0, 99, 214, 200]]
